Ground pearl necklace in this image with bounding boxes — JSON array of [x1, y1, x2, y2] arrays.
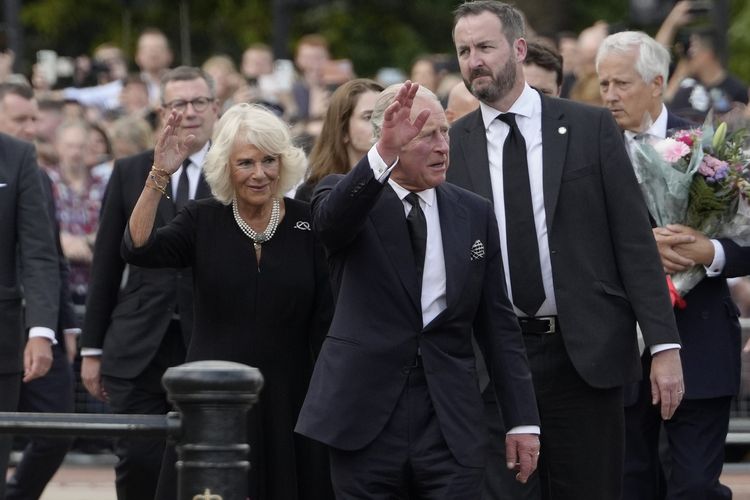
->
[[232, 197, 281, 251]]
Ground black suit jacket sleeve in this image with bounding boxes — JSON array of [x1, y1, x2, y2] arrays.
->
[[472, 200, 540, 429], [81, 159, 131, 349], [120, 202, 196, 269], [16, 142, 59, 330], [719, 239, 750, 278], [311, 162, 385, 253], [40, 170, 76, 333]]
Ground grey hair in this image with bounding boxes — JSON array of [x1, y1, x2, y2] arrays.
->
[[203, 103, 306, 204], [452, 1, 525, 44], [596, 31, 670, 90], [371, 83, 441, 140], [160, 66, 216, 102]]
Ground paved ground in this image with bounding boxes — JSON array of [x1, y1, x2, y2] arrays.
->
[[12, 455, 750, 499]]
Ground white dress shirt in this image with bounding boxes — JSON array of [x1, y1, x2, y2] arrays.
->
[[170, 141, 210, 200], [480, 84, 556, 317], [388, 182, 447, 327]]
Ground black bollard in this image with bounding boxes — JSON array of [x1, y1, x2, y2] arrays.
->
[[162, 360, 264, 500]]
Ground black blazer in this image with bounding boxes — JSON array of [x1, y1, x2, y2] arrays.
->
[[81, 150, 211, 379], [0, 133, 59, 373], [447, 93, 681, 389], [295, 156, 539, 467]]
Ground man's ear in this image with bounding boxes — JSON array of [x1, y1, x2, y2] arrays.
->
[[515, 38, 528, 64], [652, 75, 665, 98]]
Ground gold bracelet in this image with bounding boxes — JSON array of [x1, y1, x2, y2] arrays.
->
[[146, 175, 171, 199], [148, 173, 169, 190], [151, 165, 172, 178], [145, 183, 168, 197]]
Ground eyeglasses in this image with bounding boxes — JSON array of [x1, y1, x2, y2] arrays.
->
[[163, 97, 214, 112]]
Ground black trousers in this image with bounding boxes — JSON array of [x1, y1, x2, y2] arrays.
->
[[524, 330, 624, 500], [6, 342, 74, 500], [328, 363, 484, 499], [623, 370, 732, 500], [0, 372, 22, 499], [102, 320, 186, 500]]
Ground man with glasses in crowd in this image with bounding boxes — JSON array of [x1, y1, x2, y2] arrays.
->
[[80, 66, 218, 500]]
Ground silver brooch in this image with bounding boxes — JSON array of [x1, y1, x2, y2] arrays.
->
[[294, 221, 311, 231]]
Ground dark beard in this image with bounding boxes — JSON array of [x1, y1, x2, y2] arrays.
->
[[465, 57, 517, 104]]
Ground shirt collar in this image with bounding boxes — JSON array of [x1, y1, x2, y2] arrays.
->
[[185, 141, 210, 169], [388, 180, 436, 208], [479, 83, 538, 132], [624, 104, 668, 141]]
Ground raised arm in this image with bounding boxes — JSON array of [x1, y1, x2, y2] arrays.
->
[[128, 110, 194, 246]]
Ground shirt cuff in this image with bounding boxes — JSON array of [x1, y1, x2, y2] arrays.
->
[[506, 425, 540, 435], [367, 145, 399, 183], [80, 348, 103, 357], [28, 326, 57, 345], [63, 328, 82, 336], [649, 343, 681, 355], [705, 239, 725, 276]]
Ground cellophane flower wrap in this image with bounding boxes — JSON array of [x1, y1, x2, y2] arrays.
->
[[629, 117, 750, 299]]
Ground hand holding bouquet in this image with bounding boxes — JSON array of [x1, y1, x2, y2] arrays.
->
[[629, 118, 750, 300]]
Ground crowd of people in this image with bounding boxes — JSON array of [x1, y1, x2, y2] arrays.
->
[[2, 0, 750, 499]]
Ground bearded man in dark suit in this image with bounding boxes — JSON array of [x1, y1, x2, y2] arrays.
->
[[447, 3, 684, 500]]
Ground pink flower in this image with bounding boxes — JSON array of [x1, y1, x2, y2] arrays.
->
[[653, 138, 691, 163], [672, 130, 694, 147]]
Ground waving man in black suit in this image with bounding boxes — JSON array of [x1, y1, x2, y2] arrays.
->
[[296, 81, 540, 499]]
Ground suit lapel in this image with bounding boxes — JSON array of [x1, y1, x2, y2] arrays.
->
[[436, 185, 469, 313], [459, 110, 494, 203], [370, 185, 422, 311], [540, 95, 569, 229]]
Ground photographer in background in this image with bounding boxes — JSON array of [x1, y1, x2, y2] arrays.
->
[[60, 44, 128, 113], [655, 1, 748, 122], [668, 28, 748, 122]]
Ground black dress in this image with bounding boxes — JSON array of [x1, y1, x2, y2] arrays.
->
[[123, 197, 333, 500]]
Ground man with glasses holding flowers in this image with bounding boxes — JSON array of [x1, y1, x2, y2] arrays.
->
[[80, 66, 218, 500]]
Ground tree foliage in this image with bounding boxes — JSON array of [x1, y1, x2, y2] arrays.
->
[[10, 0, 750, 83]]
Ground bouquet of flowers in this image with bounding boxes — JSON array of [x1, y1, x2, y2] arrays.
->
[[629, 118, 750, 302]]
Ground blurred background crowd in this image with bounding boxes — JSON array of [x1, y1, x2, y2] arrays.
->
[[1, 0, 750, 496]]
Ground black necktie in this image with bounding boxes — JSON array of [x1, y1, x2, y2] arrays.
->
[[405, 192, 427, 288], [174, 159, 191, 212], [498, 113, 545, 316]]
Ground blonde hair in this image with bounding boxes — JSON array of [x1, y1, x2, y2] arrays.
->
[[203, 103, 306, 204]]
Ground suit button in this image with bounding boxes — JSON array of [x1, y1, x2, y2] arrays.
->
[[401, 367, 410, 375]]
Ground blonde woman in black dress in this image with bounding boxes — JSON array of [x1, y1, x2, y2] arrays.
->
[[124, 103, 333, 500]]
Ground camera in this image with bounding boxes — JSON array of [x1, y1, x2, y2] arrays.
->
[[688, 0, 712, 15]]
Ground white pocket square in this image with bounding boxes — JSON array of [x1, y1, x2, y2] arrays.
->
[[0, 183, 7, 188], [470, 240, 485, 260]]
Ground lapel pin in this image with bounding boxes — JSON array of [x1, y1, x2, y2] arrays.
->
[[558, 126, 567, 135]]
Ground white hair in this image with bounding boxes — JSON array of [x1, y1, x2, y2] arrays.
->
[[370, 83, 441, 140], [203, 103, 306, 204], [596, 31, 671, 89]]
